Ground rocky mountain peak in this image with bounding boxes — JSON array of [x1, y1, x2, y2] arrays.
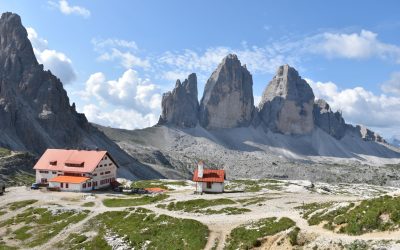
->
[[158, 73, 199, 127], [0, 12, 37, 69], [260, 64, 314, 106], [258, 64, 315, 135], [199, 54, 254, 129]]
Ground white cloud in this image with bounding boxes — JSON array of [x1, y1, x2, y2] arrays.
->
[[82, 104, 158, 130], [92, 38, 138, 51], [82, 69, 161, 115], [48, 0, 91, 18], [97, 48, 150, 69], [157, 45, 299, 82], [81, 69, 162, 129], [381, 72, 400, 96], [308, 79, 400, 130], [27, 27, 77, 84], [92, 38, 150, 70], [306, 30, 400, 62]]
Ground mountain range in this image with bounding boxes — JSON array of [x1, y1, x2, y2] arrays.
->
[[1, 12, 400, 184]]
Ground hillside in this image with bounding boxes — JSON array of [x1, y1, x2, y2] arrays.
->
[[96, 55, 400, 185], [0, 12, 162, 180]]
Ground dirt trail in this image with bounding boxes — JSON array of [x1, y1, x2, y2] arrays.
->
[[1, 183, 400, 249]]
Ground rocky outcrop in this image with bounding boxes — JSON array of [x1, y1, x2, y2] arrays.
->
[[199, 54, 254, 129], [0, 12, 162, 179], [258, 64, 315, 135], [158, 73, 199, 127], [313, 99, 346, 139]]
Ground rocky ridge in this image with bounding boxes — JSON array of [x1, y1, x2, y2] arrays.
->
[[159, 54, 385, 143], [0, 12, 161, 179]]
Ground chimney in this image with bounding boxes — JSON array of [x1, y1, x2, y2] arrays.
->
[[197, 161, 204, 178]]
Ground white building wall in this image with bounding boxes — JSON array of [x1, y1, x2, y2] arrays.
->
[[49, 181, 92, 192], [197, 182, 224, 193], [37, 153, 117, 191], [36, 170, 60, 184], [90, 155, 117, 190]]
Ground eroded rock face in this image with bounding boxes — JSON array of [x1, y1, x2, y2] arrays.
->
[[0, 12, 149, 176], [158, 73, 199, 127], [313, 99, 346, 139], [258, 64, 314, 135], [199, 54, 254, 129]]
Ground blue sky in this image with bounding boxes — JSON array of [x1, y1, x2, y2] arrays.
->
[[1, 0, 400, 139]]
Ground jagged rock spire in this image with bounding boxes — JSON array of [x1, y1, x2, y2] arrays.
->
[[258, 64, 315, 135], [199, 54, 254, 129], [158, 73, 199, 127]]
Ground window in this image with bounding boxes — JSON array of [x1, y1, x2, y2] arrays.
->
[[93, 173, 97, 176], [83, 183, 86, 188], [105, 156, 108, 160], [41, 178, 47, 184], [39, 170, 49, 174], [99, 164, 102, 167], [52, 171, 57, 174], [100, 172, 104, 176], [88, 182, 92, 187], [105, 171, 110, 174], [206, 182, 212, 189], [61, 183, 63, 188], [49, 160, 57, 166], [109, 163, 112, 166], [66, 183, 69, 189]]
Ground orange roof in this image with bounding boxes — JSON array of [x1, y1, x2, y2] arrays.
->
[[193, 169, 225, 183], [48, 176, 90, 184], [33, 149, 116, 173], [144, 187, 167, 193]]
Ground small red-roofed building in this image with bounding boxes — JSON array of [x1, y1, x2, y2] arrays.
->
[[33, 149, 118, 192], [192, 161, 225, 193]]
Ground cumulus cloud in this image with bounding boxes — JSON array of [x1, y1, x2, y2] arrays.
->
[[307, 78, 400, 129], [27, 27, 77, 84], [306, 30, 400, 62], [48, 0, 91, 18], [82, 69, 161, 117], [82, 104, 158, 130], [381, 72, 400, 96], [80, 69, 162, 129]]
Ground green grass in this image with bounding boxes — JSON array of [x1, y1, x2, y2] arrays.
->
[[0, 207, 89, 247], [164, 198, 236, 213], [7, 171, 36, 186], [236, 197, 268, 206], [81, 202, 95, 207], [57, 232, 110, 250], [224, 217, 296, 250], [77, 208, 209, 250], [13, 225, 32, 240], [288, 227, 300, 246], [297, 195, 400, 235], [225, 179, 286, 192], [7, 199, 38, 211], [102, 194, 168, 207], [0, 210, 6, 216], [0, 147, 11, 157], [0, 242, 17, 250], [201, 207, 251, 215], [130, 179, 187, 190], [295, 201, 335, 219]]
